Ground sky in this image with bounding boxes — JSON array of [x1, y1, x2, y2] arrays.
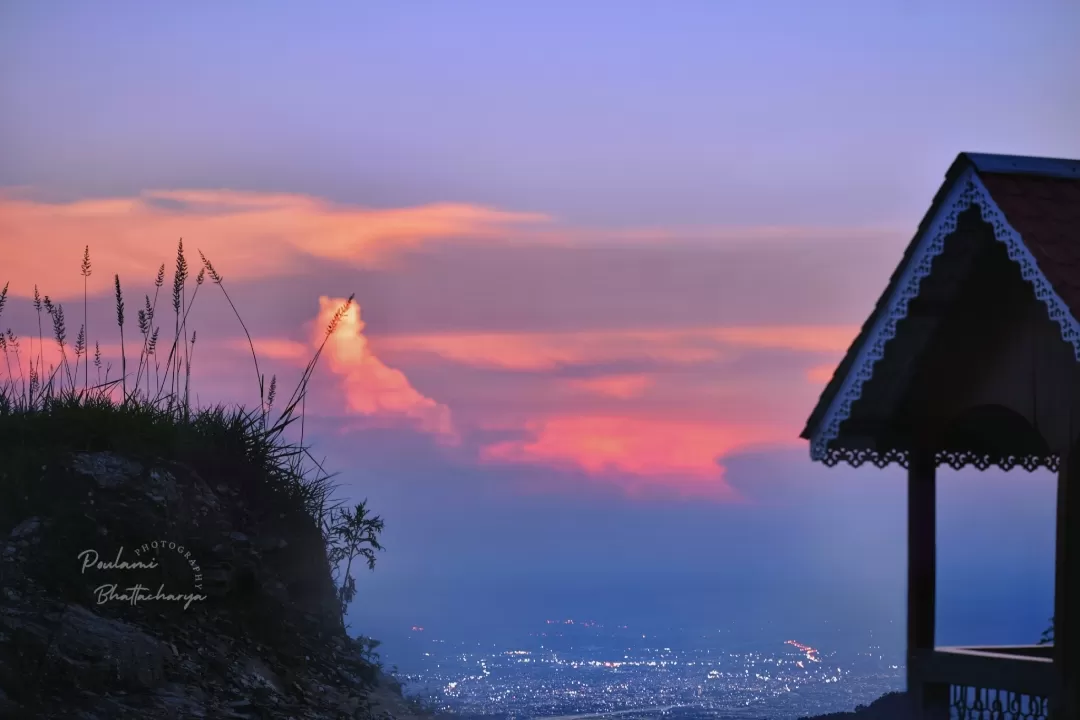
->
[[2, 1, 1078, 654]]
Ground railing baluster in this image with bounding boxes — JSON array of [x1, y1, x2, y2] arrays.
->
[[946, 685, 1049, 720]]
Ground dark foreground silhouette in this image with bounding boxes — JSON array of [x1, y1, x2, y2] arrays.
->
[[800, 691, 910, 719], [0, 446, 414, 718]]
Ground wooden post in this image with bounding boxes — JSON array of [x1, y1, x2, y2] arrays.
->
[[908, 447, 949, 719], [1052, 447, 1080, 719]]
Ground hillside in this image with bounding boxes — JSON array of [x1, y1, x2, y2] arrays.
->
[[0, 249, 417, 718], [799, 692, 911, 720], [0, 437, 410, 718]]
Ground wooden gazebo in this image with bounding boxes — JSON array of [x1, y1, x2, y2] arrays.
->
[[801, 153, 1080, 720]]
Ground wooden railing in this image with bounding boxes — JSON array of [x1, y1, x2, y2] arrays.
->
[[911, 645, 1054, 719]]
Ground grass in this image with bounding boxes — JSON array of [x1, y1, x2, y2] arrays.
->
[[0, 240, 366, 621]]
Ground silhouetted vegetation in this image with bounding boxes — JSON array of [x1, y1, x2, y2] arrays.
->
[[1039, 616, 1055, 645], [327, 502, 387, 626], [800, 691, 910, 720], [0, 241, 383, 625]]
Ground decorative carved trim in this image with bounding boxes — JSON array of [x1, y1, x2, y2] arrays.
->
[[968, 173, 1080, 360], [810, 168, 1080, 467], [819, 447, 1059, 473], [819, 448, 909, 469]]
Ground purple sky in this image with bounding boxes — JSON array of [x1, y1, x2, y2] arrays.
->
[[2, 1, 1078, 648]]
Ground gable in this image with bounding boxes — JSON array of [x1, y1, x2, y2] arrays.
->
[[802, 153, 1080, 470]]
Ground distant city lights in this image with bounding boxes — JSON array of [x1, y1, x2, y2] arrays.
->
[[785, 640, 822, 663], [394, 621, 898, 719]]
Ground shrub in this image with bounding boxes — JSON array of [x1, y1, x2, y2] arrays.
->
[[0, 241, 382, 626]]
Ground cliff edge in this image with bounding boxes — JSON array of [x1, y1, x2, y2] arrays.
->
[[0, 441, 404, 719]]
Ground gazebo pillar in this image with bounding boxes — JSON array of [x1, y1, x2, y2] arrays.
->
[[907, 446, 948, 719], [1053, 448, 1080, 719]]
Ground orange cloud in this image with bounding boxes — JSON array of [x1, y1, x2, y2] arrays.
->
[[367, 325, 849, 491], [0, 334, 67, 389], [706, 326, 856, 354], [0, 331, 188, 400], [481, 415, 796, 494], [0, 189, 548, 299], [806, 362, 838, 385], [375, 330, 720, 371], [314, 296, 455, 440], [375, 325, 858, 371], [565, 374, 653, 399], [244, 338, 309, 364], [0, 183, 866, 499]]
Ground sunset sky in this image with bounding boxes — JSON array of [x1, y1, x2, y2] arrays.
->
[[2, 2, 1079, 649]]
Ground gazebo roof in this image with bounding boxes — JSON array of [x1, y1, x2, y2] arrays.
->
[[802, 152, 1080, 470]]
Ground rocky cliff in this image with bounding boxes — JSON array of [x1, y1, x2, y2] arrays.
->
[[0, 449, 414, 719]]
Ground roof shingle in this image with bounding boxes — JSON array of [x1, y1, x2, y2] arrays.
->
[[979, 171, 1080, 320]]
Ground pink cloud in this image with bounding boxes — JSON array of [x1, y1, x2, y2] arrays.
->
[[374, 325, 858, 371], [564, 374, 653, 399], [313, 296, 456, 441], [375, 330, 721, 371], [0, 185, 869, 499], [481, 415, 798, 498], [806, 362, 838, 385]]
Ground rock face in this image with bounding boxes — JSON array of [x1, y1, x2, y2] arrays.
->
[[0, 451, 405, 719]]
